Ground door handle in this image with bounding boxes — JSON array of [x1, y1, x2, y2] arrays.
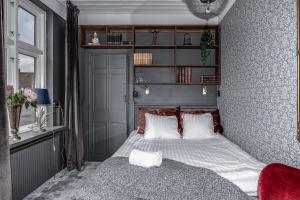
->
[[123, 94, 127, 103]]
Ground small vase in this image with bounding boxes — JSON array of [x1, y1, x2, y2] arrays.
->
[[7, 105, 22, 140]]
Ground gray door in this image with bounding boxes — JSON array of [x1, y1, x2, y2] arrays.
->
[[89, 53, 127, 161]]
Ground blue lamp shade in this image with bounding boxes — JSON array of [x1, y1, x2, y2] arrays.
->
[[34, 88, 51, 105]]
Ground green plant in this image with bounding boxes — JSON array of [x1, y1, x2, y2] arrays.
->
[[200, 28, 214, 63], [5, 87, 37, 108]]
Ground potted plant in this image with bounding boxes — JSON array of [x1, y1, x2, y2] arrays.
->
[[5, 86, 37, 140], [200, 28, 214, 64]]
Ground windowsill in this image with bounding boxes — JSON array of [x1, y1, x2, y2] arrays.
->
[[9, 126, 66, 151]]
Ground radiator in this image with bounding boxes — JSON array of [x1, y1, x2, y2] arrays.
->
[[10, 133, 64, 200]]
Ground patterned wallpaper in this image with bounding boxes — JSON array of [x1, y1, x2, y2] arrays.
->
[[218, 0, 300, 167]]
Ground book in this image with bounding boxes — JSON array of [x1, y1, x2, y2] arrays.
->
[[201, 75, 218, 84]]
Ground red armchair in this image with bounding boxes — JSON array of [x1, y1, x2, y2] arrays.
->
[[258, 163, 300, 200]]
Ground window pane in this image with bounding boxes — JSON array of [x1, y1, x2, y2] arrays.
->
[[18, 7, 35, 46], [18, 53, 35, 89]]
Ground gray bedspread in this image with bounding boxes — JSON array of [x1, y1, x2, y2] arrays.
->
[[76, 157, 251, 200]]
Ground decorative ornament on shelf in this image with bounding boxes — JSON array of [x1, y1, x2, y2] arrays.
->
[[185, 0, 229, 20], [5, 86, 37, 140], [183, 33, 192, 45], [88, 32, 100, 45], [151, 30, 159, 45]]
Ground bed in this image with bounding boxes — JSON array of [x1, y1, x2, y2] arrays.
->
[[65, 130, 265, 200], [77, 106, 265, 199], [113, 131, 266, 197]]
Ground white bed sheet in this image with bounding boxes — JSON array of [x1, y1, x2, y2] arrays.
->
[[113, 131, 266, 196]]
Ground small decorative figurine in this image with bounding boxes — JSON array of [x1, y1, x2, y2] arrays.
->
[[88, 32, 100, 45], [151, 30, 159, 45], [183, 33, 192, 45]]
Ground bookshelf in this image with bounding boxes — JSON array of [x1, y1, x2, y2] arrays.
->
[[80, 25, 220, 86]]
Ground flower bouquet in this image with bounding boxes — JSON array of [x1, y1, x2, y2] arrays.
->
[[5, 86, 37, 140]]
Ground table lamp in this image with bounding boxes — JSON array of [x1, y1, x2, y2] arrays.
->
[[34, 88, 51, 132]]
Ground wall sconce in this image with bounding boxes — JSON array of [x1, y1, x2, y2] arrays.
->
[[133, 90, 139, 98], [202, 86, 207, 95], [145, 85, 150, 95]]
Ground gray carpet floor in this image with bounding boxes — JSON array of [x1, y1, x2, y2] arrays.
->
[[24, 162, 102, 200]]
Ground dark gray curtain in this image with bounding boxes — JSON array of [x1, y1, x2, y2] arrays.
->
[[0, 0, 12, 198], [65, 0, 84, 171]]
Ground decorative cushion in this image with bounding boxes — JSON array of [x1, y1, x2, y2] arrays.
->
[[179, 109, 223, 134], [137, 107, 180, 134], [144, 113, 180, 139], [182, 113, 215, 139], [258, 163, 300, 200]]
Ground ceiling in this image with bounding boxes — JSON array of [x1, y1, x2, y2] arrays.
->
[[55, 0, 236, 25]]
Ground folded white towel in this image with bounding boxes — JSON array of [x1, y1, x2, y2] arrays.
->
[[129, 149, 163, 168]]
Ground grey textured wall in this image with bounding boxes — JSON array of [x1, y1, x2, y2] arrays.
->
[[218, 0, 300, 167]]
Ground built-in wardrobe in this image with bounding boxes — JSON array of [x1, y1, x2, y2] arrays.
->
[[80, 25, 220, 161]]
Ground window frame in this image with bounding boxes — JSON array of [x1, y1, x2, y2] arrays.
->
[[17, 0, 46, 89], [5, 0, 47, 133]]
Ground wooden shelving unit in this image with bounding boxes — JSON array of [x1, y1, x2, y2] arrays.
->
[[134, 83, 218, 85], [134, 45, 175, 49], [134, 64, 175, 68], [80, 44, 133, 49], [80, 25, 220, 86], [176, 45, 218, 49]]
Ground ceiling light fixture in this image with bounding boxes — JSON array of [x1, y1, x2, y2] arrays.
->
[[205, 4, 211, 14], [202, 0, 214, 14], [186, 0, 229, 20]]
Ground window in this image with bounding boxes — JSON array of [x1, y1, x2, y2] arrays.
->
[[18, 53, 35, 89], [5, 0, 46, 132], [18, 7, 35, 46]]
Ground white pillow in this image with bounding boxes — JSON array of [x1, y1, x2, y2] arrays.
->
[[182, 113, 215, 139], [144, 113, 180, 139]]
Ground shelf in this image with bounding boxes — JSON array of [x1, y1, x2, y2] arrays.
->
[[134, 45, 218, 49], [134, 65, 219, 68], [81, 44, 219, 50], [176, 45, 218, 49], [134, 26, 176, 32], [134, 82, 219, 85], [176, 65, 219, 68], [134, 45, 175, 49], [175, 25, 218, 32], [134, 64, 175, 68], [80, 44, 133, 49]]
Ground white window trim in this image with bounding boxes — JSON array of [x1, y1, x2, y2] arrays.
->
[[17, 0, 47, 89], [5, 0, 47, 134]]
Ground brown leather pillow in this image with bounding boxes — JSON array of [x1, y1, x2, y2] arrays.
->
[[179, 109, 223, 134], [137, 107, 180, 134]]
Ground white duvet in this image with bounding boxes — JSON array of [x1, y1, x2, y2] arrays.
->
[[113, 131, 266, 196]]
